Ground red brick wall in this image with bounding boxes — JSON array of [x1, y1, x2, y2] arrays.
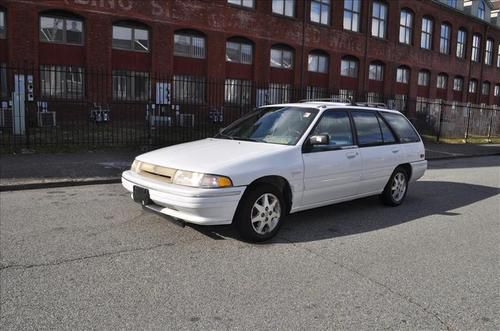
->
[[0, 0, 498, 105]]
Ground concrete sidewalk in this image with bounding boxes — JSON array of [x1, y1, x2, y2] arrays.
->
[[1, 142, 499, 191]]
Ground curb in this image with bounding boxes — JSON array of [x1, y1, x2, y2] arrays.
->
[[0, 178, 121, 192], [1, 153, 499, 192]]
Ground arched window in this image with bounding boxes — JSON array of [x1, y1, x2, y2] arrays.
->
[[453, 76, 464, 91], [340, 56, 359, 78], [485, 39, 494, 66], [0, 8, 5, 39], [226, 37, 253, 64], [270, 45, 294, 69], [174, 30, 206, 59], [343, 0, 361, 32], [396, 66, 410, 84], [494, 84, 500, 97], [112, 21, 150, 52], [417, 70, 430, 86], [368, 61, 384, 81], [436, 73, 448, 89], [371, 1, 388, 39], [477, 0, 485, 20], [472, 34, 481, 62], [481, 81, 490, 95], [399, 9, 413, 45], [456, 28, 467, 59], [439, 23, 451, 55], [308, 50, 329, 73], [468, 79, 478, 93], [420, 16, 433, 50], [39, 11, 84, 45]]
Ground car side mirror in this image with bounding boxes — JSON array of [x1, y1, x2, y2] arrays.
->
[[309, 134, 330, 146]]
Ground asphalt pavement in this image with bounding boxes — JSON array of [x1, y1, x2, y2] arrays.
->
[[1, 156, 499, 330]]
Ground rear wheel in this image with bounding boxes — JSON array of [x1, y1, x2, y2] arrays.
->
[[381, 167, 408, 206], [233, 184, 284, 242]]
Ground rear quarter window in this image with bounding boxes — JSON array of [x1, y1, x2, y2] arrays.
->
[[380, 112, 420, 143]]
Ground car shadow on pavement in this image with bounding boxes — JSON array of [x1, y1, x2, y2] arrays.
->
[[190, 181, 499, 243]]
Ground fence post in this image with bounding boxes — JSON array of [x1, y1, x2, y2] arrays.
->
[[436, 101, 443, 143], [464, 103, 471, 143], [487, 109, 494, 143]]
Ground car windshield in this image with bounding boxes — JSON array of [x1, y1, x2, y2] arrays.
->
[[216, 107, 319, 145]]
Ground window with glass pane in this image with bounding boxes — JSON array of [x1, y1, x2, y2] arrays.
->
[[40, 65, 84, 98], [344, 0, 360, 32], [112, 25, 149, 52], [456, 29, 466, 58], [225, 79, 252, 105], [477, 1, 485, 20], [172, 75, 205, 104], [399, 9, 413, 45], [174, 33, 205, 59], [226, 41, 252, 64], [40, 15, 83, 45], [396, 67, 409, 84], [453, 77, 463, 91], [417, 71, 429, 86], [371, 1, 387, 39], [485, 39, 493, 65], [352, 112, 384, 146], [367, 92, 383, 103], [311, 0, 330, 25], [112, 71, 150, 101], [494, 85, 500, 97], [439, 24, 450, 54], [481, 82, 490, 95], [312, 111, 354, 147], [0, 11, 6, 39], [338, 89, 355, 100], [340, 58, 358, 78], [437, 74, 447, 89], [469, 80, 477, 93], [380, 112, 420, 142], [272, 0, 295, 17], [447, 0, 457, 8], [308, 53, 328, 73], [268, 83, 291, 103], [472, 34, 481, 62], [227, 0, 254, 8], [497, 44, 500, 68], [368, 63, 384, 81], [270, 47, 293, 69], [0, 63, 8, 98], [420, 17, 432, 49]]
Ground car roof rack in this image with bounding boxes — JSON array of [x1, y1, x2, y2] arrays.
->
[[354, 102, 388, 109], [299, 97, 353, 104]]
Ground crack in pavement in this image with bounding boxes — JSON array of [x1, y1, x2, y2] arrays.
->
[[0, 241, 177, 272], [276, 235, 454, 331]]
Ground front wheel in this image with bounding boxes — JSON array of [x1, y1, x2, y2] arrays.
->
[[233, 184, 284, 242], [381, 167, 409, 206]]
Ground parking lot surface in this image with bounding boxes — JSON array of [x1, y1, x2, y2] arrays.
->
[[1, 156, 499, 330]]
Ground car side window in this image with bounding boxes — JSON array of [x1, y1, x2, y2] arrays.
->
[[352, 111, 383, 146], [380, 112, 420, 143], [311, 111, 353, 148], [377, 115, 396, 143]]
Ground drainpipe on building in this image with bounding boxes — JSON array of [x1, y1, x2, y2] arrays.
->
[[299, 0, 307, 95]]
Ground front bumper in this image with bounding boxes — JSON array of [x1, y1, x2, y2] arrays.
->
[[122, 170, 245, 225]]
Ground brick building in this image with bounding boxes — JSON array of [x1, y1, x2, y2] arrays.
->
[[0, 0, 499, 109]]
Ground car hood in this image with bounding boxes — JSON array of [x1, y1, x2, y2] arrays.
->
[[136, 138, 295, 174]]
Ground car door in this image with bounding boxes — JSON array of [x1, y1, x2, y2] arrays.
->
[[301, 110, 362, 207], [351, 111, 401, 195]]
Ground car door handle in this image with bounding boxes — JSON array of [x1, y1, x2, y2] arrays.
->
[[392, 149, 400, 154], [346, 151, 358, 159]]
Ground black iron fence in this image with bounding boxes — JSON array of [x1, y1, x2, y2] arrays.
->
[[0, 66, 498, 152]]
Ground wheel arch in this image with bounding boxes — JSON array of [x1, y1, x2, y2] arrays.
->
[[245, 176, 293, 215]]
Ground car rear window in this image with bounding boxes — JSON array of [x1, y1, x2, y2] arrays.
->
[[380, 112, 420, 143]]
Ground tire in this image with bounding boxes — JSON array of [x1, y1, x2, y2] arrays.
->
[[233, 184, 285, 242], [381, 167, 409, 206]]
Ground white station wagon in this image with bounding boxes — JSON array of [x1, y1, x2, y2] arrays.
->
[[122, 101, 427, 242]]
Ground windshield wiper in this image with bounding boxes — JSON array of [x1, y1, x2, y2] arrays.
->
[[216, 132, 235, 140]]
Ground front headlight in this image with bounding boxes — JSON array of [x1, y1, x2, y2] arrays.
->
[[173, 170, 233, 188]]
